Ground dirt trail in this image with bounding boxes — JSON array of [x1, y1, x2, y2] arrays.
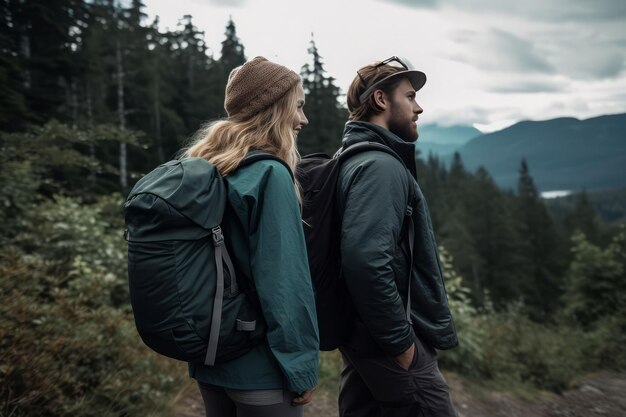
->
[[449, 372, 626, 417], [175, 372, 626, 417]]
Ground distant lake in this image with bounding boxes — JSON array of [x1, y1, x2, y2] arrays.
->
[[541, 190, 573, 199]]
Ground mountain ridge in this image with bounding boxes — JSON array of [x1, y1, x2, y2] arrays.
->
[[432, 113, 626, 192]]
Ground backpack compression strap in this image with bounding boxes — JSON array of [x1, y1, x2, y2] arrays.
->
[[406, 211, 415, 324], [204, 225, 237, 366]]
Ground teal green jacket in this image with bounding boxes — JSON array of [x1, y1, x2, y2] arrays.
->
[[189, 159, 319, 394]]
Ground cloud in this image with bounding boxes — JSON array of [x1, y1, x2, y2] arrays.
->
[[537, 25, 626, 80], [377, 0, 437, 8], [582, 54, 624, 79], [432, 106, 495, 126], [449, 29, 554, 74], [383, 0, 626, 81], [377, 0, 626, 21], [490, 79, 567, 94], [194, 0, 247, 6], [542, 0, 626, 21], [572, 51, 626, 80]]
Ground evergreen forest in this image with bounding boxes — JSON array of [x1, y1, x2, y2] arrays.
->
[[1, 1, 625, 416]]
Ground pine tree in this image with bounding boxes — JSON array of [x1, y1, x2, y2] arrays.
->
[[433, 153, 485, 303], [432, 155, 528, 307], [208, 17, 246, 120], [142, 16, 184, 163], [563, 190, 601, 244], [114, 11, 128, 188], [517, 159, 538, 199], [111, 0, 151, 188], [171, 15, 220, 135], [469, 167, 528, 306], [448, 152, 467, 189], [118, 3, 188, 168], [416, 154, 445, 226], [562, 229, 626, 328], [14, 0, 85, 124], [515, 159, 565, 316], [219, 17, 245, 71], [78, 1, 114, 126], [298, 36, 345, 155], [0, 0, 29, 130]]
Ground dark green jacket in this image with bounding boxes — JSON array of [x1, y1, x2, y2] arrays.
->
[[338, 121, 458, 356], [190, 159, 319, 393]]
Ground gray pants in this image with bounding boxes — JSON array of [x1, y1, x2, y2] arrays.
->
[[198, 383, 303, 417], [339, 335, 457, 417]]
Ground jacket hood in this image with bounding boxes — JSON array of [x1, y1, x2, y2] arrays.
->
[[341, 121, 418, 178]]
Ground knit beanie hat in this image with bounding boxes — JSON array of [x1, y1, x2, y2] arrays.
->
[[224, 56, 301, 119]]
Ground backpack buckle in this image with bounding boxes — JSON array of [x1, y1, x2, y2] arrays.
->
[[212, 226, 224, 246]]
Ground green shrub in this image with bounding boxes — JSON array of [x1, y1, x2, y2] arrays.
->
[[475, 305, 586, 392], [0, 121, 140, 200], [438, 244, 626, 393], [12, 194, 130, 307], [562, 229, 626, 328], [13, 194, 126, 276], [0, 248, 186, 417], [580, 314, 626, 371], [437, 247, 487, 377], [0, 193, 187, 417], [0, 160, 41, 241]]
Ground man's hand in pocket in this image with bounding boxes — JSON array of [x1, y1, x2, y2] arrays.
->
[[394, 343, 415, 370]]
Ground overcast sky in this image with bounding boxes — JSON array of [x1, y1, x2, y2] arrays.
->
[[142, 0, 626, 132]]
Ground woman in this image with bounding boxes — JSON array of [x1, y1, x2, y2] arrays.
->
[[184, 56, 319, 417]]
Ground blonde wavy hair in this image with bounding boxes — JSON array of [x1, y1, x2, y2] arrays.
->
[[184, 84, 303, 199]]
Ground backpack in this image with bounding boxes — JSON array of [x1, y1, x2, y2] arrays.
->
[[297, 142, 416, 351], [123, 151, 286, 366]]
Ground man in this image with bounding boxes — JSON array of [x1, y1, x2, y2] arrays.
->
[[336, 56, 458, 417]]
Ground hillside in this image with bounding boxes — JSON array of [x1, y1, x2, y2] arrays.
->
[[416, 124, 482, 158], [545, 187, 626, 224], [452, 114, 626, 192]]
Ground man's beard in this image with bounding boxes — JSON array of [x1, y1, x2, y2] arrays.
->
[[388, 103, 418, 142]]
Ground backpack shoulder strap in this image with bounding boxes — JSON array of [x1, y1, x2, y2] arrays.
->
[[238, 149, 294, 182], [205, 152, 285, 365], [340, 141, 416, 324], [337, 141, 406, 169]]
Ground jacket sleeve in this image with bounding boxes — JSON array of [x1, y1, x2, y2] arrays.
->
[[339, 155, 413, 356], [246, 162, 319, 394]]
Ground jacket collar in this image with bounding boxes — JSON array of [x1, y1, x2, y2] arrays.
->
[[341, 121, 417, 178]]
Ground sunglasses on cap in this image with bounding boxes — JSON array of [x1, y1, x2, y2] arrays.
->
[[357, 56, 426, 104]]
